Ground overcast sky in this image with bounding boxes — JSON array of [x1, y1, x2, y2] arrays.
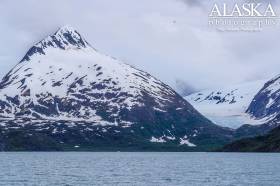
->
[[0, 0, 279, 91]]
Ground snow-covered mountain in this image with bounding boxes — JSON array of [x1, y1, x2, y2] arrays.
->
[[185, 80, 267, 129], [0, 25, 180, 123], [247, 75, 280, 126], [0, 25, 233, 151]]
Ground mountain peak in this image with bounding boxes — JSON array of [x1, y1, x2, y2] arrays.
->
[[52, 25, 89, 48], [20, 25, 91, 62]]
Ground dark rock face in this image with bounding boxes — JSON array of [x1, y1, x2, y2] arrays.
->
[[0, 25, 234, 151]]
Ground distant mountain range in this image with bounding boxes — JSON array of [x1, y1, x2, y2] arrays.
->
[[0, 26, 234, 151]]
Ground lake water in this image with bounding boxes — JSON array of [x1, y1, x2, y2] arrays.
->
[[0, 152, 279, 186]]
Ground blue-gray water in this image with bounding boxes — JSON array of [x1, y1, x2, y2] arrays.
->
[[0, 152, 279, 186]]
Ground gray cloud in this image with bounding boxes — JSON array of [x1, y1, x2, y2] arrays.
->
[[175, 79, 197, 96], [0, 0, 279, 91], [180, 0, 203, 7]]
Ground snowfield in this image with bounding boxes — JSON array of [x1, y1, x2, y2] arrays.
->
[[185, 80, 267, 128]]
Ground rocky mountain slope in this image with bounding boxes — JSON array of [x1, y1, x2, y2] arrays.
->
[[246, 75, 280, 124], [0, 26, 234, 151]]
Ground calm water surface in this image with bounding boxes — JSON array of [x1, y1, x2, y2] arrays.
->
[[0, 152, 279, 186]]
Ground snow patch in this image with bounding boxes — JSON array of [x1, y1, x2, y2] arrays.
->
[[179, 135, 196, 147], [150, 136, 166, 143]]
